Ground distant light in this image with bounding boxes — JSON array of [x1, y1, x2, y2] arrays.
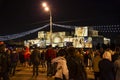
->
[[45, 7, 49, 11], [37, 44, 40, 47], [42, 2, 50, 12], [42, 2, 47, 7]]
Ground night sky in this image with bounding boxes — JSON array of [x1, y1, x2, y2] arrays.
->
[[0, 0, 120, 36]]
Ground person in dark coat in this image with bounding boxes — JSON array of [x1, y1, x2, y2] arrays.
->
[[0, 43, 10, 80], [99, 50, 115, 80], [19, 48, 25, 66], [30, 48, 41, 77], [66, 47, 87, 80], [9, 48, 19, 76], [114, 56, 120, 80]]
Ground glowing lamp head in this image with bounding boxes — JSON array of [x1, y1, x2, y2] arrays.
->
[[44, 7, 49, 11], [42, 2, 47, 7]]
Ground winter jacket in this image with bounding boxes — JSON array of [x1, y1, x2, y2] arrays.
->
[[99, 59, 115, 80], [51, 56, 69, 80]]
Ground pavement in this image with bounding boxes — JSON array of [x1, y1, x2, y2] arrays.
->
[[9, 65, 95, 80]]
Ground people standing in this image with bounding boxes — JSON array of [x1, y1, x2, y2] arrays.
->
[[0, 42, 10, 80], [9, 48, 19, 76], [24, 46, 31, 68], [93, 50, 102, 80], [40, 49, 46, 68], [114, 55, 120, 80], [45, 45, 56, 76], [51, 48, 69, 80], [99, 50, 115, 80], [19, 48, 25, 67], [112, 47, 120, 62], [30, 48, 41, 77], [66, 47, 87, 80]]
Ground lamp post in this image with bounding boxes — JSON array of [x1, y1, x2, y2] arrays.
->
[[42, 2, 52, 45]]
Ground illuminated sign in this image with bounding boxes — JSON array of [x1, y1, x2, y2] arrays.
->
[[75, 27, 88, 36]]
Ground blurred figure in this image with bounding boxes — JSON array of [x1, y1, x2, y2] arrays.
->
[[30, 48, 41, 77], [0, 42, 10, 80], [114, 55, 120, 80], [9, 48, 19, 76], [45, 45, 56, 76], [24, 46, 31, 67], [84, 50, 89, 67], [40, 49, 46, 68], [99, 47, 105, 58], [66, 47, 87, 80], [99, 50, 115, 80], [93, 50, 102, 80], [19, 48, 25, 66], [78, 48, 85, 66], [112, 47, 120, 62], [51, 48, 69, 80], [88, 49, 94, 70]]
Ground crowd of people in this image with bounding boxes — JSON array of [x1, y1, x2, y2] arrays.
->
[[0, 41, 120, 80]]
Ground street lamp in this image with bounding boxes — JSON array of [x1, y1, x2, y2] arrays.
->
[[42, 2, 52, 45]]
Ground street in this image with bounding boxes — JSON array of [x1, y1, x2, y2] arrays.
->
[[9, 65, 94, 80]]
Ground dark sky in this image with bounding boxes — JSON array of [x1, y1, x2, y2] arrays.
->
[[0, 0, 120, 35]]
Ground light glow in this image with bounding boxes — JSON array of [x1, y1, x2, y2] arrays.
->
[[42, 2, 50, 12], [42, 2, 47, 7], [45, 7, 49, 11]]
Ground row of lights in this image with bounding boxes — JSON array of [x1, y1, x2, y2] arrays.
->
[[93, 25, 120, 27], [101, 30, 120, 32], [93, 25, 120, 33], [96, 30, 120, 32], [94, 28, 120, 30]]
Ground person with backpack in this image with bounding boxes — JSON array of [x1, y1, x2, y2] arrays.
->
[[51, 48, 69, 80], [66, 47, 87, 80], [0, 42, 10, 80], [30, 48, 41, 77]]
